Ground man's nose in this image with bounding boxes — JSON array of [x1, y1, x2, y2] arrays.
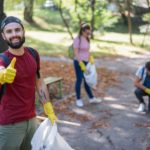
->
[[11, 31, 18, 36]]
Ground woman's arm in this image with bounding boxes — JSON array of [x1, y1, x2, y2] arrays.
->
[[74, 48, 81, 62]]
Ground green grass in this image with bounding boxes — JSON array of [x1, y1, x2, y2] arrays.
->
[[25, 36, 67, 56], [7, 9, 66, 32], [26, 9, 66, 32]]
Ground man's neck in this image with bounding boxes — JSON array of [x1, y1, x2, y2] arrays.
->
[[8, 47, 25, 56]]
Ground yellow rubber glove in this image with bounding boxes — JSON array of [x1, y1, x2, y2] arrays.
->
[[145, 88, 150, 95], [43, 102, 57, 125], [0, 57, 16, 84], [79, 61, 86, 72], [89, 55, 94, 64]]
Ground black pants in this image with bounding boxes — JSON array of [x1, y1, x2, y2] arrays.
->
[[134, 88, 150, 111]]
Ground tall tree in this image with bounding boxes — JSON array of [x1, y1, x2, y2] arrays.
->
[[127, 0, 133, 44], [24, 0, 34, 23], [58, 0, 73, 39], [75, 0, 82, 25], [54, 0, 118, 39], [146, 0, 150, 7], [90, 0, 96, 39], [0, 0, 8, 52]]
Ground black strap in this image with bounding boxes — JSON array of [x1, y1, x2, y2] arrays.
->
[[141, 66, 145, 80], [0, 53, 11, 66], [0, 54, 10, 100], [26, 47, 40, 78], [27, 47, 37, 60]]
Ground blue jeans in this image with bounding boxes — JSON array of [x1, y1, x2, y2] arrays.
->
[[73, 60, 94, 100]]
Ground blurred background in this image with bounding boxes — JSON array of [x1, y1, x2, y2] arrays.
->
[[1, 0, 150, 58]]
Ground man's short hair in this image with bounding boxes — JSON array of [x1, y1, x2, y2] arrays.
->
[[1, 16, 24, 31], [145, 61, 150, 70]]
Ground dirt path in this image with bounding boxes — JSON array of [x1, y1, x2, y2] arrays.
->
[[42, 53, 150, 150]]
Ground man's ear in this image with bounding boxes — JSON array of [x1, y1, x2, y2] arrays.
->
[[23, 29, 25, 36], [1, 33, 6, 40]]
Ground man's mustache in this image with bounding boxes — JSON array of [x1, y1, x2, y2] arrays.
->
[[10, 36, 21, 41]]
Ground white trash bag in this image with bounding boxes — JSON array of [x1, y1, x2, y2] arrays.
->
[[31, 119, 74, 150], [84, 63, 97, 88]]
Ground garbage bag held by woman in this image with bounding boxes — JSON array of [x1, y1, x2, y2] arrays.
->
[[84, 62, 97, 88]]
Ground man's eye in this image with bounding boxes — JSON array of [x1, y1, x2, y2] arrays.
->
[[15, 28, 21, 32], [6, 30, 12, 34]]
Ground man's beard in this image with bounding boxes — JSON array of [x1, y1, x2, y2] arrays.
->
[[6, 36, 25, 49]]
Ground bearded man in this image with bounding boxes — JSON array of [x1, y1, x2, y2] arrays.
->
[[0, 16, 57, 150]]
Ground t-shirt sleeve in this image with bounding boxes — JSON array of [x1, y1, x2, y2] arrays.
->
[[135, 66, 144, 79], [34, 49, 40, 78], [36, 50, 40, 71], [73, 37, 80, 49]]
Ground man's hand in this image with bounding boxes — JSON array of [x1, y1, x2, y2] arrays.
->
[[79, 61, 86, 72], [43, 102, 57, 125], [0, 57, 16, 84], [89, 55, 94, 64], [145, 88, 150, 95]]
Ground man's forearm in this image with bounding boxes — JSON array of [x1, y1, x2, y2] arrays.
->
[[36, 78, 50, 104], [135, 82, 146, 91]]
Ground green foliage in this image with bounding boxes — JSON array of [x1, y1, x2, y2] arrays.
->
[[53, 0, 119, 33], [95, 9, 119, 30], [35, 0, 45, 6], [4, 0, 48, 11], [4, 0, 22, 10], [142, 13, 150, 22]]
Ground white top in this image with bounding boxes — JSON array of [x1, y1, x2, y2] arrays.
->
[[135, 66, 146, 84]]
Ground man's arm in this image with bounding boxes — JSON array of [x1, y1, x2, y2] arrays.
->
[[36, 75, 49, 104], [134, 76, 146, 90], [36, 74, 57, 124]]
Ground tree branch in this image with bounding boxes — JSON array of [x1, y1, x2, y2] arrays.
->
[[58, 0, 73, 40]]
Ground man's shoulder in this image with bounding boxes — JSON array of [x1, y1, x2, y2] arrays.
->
[[137, 66, 145, 71], [25, 47, 39, 58], [25, 47, 38, 53], [136, 65, 146, 78]]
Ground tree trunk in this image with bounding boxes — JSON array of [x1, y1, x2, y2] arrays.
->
[[127, 0, 133, 44], [90, 0, 95, 39], [75, 0, 82, 25], [0, 0, 8, 52], [58, 0, 73, 40], [24, 0, 34, 23], [146, 0, 150, 7]]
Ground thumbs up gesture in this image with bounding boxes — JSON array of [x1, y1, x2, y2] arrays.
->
[[0, 57, 17, 84]]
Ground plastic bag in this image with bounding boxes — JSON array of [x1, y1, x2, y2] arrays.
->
[[31, 119, 74, 150], [84, 63, 97, 88]]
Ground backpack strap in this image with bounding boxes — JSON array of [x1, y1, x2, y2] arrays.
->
[[0, 53, 10, 101], [27, 47, 37, 60], [141, 66, 145, 80], [26, 47, 40, 78], [0, 53, 11, 67]]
